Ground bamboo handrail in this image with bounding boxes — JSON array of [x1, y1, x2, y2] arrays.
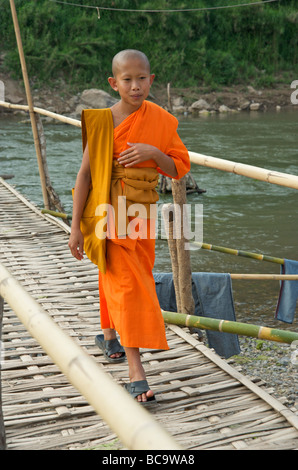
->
[[0, 263, 181, 450], [194, 242, 286, 265], [162, 310, 298, 345], [189, 151, 298, 190], [0, 101, 81, 128], [230, 273, 298, 280], [1, 100, 298, 190]]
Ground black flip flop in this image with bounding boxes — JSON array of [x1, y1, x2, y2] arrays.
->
[[124, 380, 156, 405], [95, 334, 126, 363]]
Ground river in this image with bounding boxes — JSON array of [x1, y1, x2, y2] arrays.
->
[[0, 109, 297, 330]]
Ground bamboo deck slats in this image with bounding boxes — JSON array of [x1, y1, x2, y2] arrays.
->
[[0, 177, 298, 450]]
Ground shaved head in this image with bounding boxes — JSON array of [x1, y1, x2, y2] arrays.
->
[[112, 49, 150, 77]]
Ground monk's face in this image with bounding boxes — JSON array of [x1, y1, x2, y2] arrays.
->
[[109, 57, 155, 110]]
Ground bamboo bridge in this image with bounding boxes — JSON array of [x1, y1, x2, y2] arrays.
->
[[1, 0, 298, 452], [1, 176, 298, 450]]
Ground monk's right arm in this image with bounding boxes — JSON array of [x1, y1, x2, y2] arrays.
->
[[68, 144, 91, 260]]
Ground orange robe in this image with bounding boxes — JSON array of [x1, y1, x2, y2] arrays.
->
[[86, 101, 190, 350]]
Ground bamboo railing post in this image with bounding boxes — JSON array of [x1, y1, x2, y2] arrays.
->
[[9, 0, 50, 210], [0, 296, 6, 450], [171, 177, 195, 316]]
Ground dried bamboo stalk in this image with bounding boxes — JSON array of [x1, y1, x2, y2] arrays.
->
[[0, 262, 181, 450]]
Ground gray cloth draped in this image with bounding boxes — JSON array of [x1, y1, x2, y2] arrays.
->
[[275, 259, 298, 324], [154, 272, 240, 358]]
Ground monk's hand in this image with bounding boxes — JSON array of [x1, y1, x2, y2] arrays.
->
[[68, 228, 84, 260], [118, 143, 158, 167]]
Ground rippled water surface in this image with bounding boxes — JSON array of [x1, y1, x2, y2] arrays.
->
[[0, 109, 297, 329]]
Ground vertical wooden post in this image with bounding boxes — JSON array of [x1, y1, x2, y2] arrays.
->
[[163, 178, 195, 316], [0, 296, 6, 450], [9, 0, 50, 209], [35, 113, 67, 216], [167, 83, 172, 112], [171, 177, 195, 315]]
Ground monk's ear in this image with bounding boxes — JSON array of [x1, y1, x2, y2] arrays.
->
[[150, 74, 155, 86], [108, 77, 118, 92]]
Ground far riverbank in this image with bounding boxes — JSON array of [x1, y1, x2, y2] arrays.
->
[[1, 71, 297, 119]]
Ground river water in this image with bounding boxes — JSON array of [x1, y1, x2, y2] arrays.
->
[[0, 109, 297, 330]]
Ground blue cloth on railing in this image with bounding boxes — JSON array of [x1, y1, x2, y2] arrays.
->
[[153, 272, 240, 358], [275, 259, 298, 324]]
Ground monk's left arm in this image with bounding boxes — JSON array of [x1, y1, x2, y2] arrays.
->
[[150, 146, 178, 178], [118, 143, 178, 178]]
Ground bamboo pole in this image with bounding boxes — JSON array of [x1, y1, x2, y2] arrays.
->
[[193, 241, 285, 265], [230, 273, 298, 280], [0, 263, 180, 450], [162, 310, 298, 345], [189, 151, 298, 190], [0, 101, 81, 128], [41, 209, 71, 220], [9, 1, 50, 209]]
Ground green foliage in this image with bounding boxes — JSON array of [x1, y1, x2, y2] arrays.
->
[[0, 0, 297, 89]]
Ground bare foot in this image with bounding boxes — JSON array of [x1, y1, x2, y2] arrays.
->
[[136, 388, 154, 403]]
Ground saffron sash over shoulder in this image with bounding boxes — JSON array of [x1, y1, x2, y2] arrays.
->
[[80, 108, 114, 274]]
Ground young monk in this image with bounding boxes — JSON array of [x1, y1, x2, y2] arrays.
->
[[69, 49, 190, 404]]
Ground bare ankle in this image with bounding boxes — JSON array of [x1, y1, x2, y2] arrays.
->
[[103, 328, 117, 341]]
